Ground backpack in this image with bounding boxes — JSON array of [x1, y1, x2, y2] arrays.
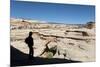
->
[[25, 37, 29, 44]]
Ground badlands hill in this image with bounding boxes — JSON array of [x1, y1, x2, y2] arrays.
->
[[10, 18, 95, 65]]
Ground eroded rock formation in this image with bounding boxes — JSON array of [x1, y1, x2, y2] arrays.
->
[[10, 19, 95, 62]]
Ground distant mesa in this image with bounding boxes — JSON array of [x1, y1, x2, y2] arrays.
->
[[85, 21, 95, 29], [10, 18, 95, 30], [10, 18, 41, 23]]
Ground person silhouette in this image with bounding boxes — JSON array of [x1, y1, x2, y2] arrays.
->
[[25, 31, 34, 59]]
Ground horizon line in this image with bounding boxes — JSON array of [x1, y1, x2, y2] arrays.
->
[[10, 17, 95, 25]]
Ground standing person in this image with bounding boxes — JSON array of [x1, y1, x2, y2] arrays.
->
[[25, 31, 34, 59]]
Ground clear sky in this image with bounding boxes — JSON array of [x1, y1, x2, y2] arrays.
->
[[10, 1, 95, 24]]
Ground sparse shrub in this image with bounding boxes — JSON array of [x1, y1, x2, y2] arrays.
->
[[46, 52, 53, 58], [68, 43, 75, 46], [82, 31, 89, 36]]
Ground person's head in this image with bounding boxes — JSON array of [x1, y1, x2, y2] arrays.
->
[[29, 31, 33, 36]]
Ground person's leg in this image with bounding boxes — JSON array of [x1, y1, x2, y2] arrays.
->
[[30, 47, 33, 57], [29, 47, 31, 59]]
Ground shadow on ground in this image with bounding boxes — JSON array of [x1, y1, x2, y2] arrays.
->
[[10, 46, 81, 66]]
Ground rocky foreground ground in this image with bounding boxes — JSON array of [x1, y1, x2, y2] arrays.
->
[[10, 19, 95, 66]]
